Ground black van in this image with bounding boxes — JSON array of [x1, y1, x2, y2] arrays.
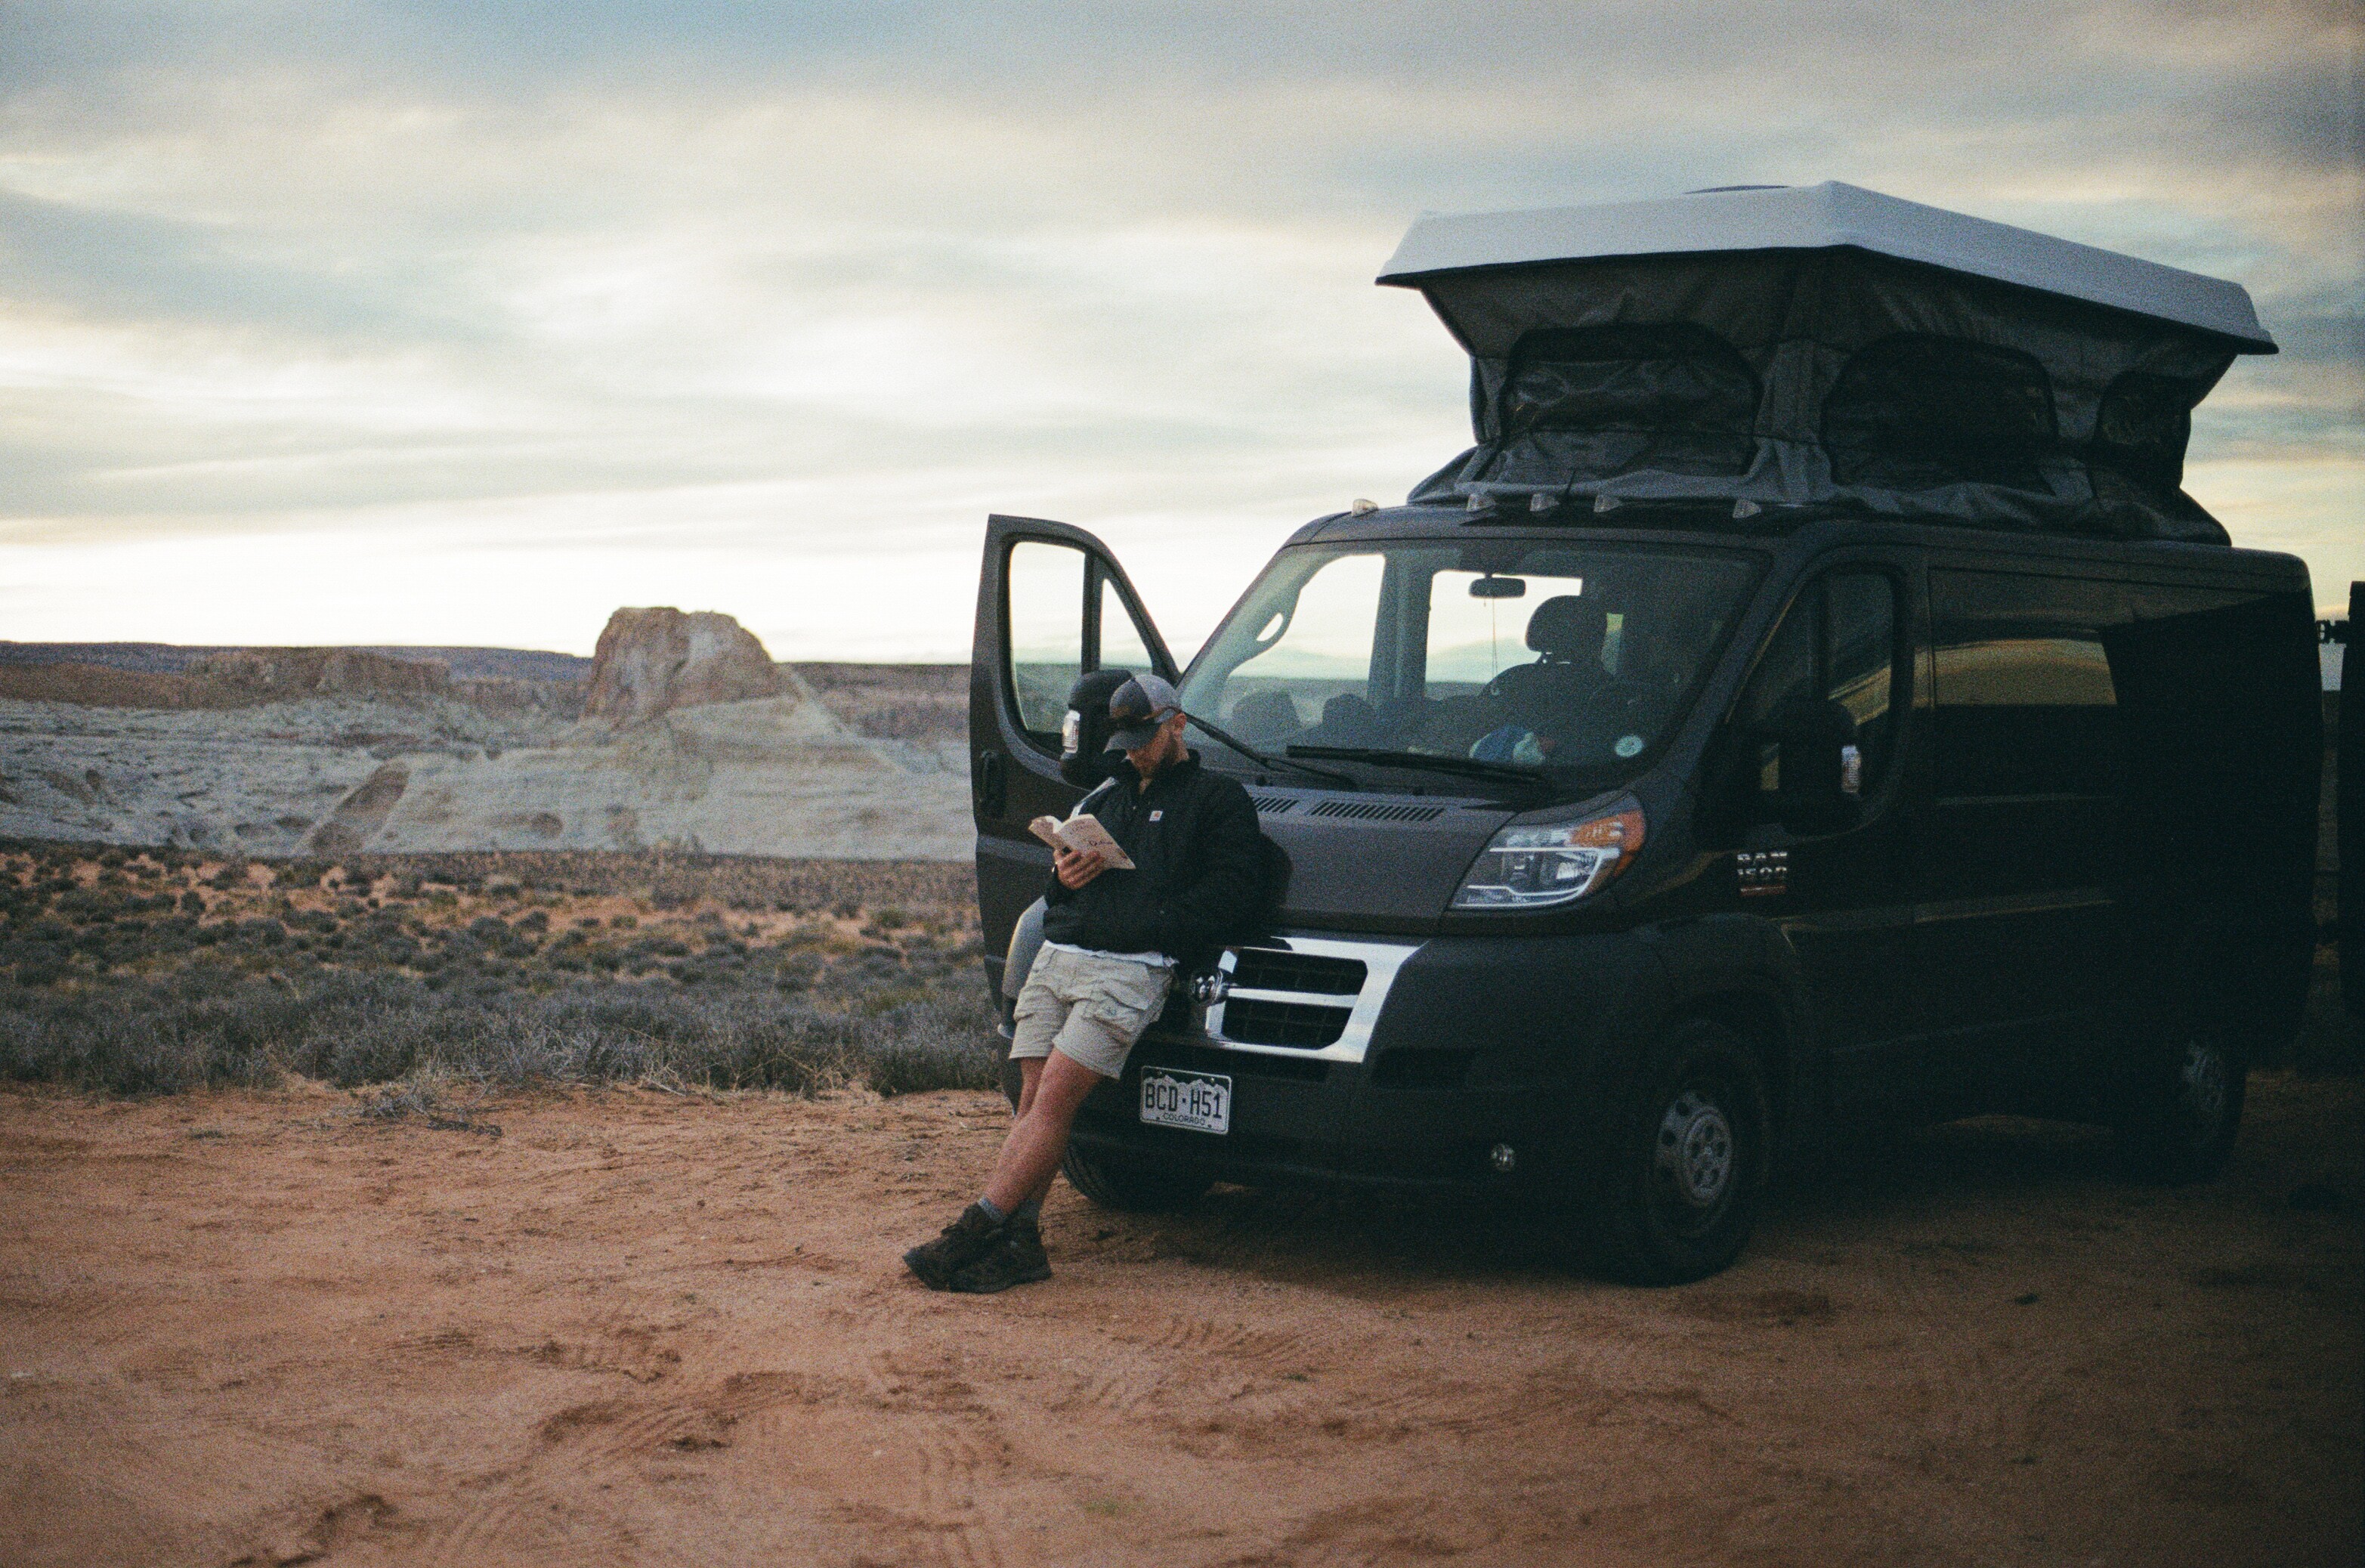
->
[[965, 186, 2323, 1282]]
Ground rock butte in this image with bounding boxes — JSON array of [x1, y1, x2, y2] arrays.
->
[[586, 608, 783, 725]]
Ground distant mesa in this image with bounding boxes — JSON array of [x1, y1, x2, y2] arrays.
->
[[584, 608, 782, 725], [191, 647, 454, 701]]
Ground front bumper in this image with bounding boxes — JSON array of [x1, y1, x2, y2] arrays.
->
[[1065, 929, 1662, 1195]]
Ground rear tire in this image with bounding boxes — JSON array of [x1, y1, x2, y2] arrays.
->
[[1587, 1017, 1772, 1286], [2113, 1023, 2246, 1185], [1062, 1146, 1212, 1212]]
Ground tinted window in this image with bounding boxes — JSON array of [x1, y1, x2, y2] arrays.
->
[[2107, 583, 2317, 872], [1931, 571, 2128, 799], [1735, 570, 1900, 803]]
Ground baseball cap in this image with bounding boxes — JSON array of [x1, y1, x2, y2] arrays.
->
[[1105, 673, 1182, 751]]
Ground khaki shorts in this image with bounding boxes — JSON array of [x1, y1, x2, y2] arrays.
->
[[1009, 945, 1173, 1080]]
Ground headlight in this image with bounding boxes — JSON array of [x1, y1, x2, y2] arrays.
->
[[1451, 799, 1645, 910]]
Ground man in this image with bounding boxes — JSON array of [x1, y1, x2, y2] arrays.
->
[[903, 673, 1263, 1293]]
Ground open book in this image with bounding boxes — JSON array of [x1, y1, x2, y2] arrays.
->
[[1028, 812, 1135, 871]]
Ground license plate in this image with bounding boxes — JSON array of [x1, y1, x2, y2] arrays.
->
[[1139, 1069, 1231, 1135]]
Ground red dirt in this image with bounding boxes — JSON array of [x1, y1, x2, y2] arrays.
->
[[1, 1074, 2357, 1566]]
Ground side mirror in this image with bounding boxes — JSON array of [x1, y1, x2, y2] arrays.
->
[[1772, 698, 1861, 831], [1059, 668, 1134, 787]]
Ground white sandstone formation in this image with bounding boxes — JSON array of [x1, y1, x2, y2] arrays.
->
[[0, 617, 971, 862]]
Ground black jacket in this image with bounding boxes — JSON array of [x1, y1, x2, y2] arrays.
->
[[1040, 752, 1264, 963]]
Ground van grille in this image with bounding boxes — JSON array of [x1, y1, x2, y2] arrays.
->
[[1196, 933, 1422, 1064], [1306, 799, 1446, 823], [1220, 998, 1353, 1050], [1230, 948, 1365, 996]]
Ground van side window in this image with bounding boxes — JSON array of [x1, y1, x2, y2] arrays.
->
[[1734, 570, 1900, 806], [1931, 571, 2128, 799]]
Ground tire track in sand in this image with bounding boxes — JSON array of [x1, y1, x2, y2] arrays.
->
[[422, 1369, 839, 1566]]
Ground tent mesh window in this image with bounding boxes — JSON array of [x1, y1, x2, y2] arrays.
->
[[1822, 335, 2057, 492], [1476, 323, 1760, 486], [2089, 371, 2203, 496]]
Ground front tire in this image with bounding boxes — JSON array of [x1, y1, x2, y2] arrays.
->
[[1587, 1017, 1772, 1286], [1062, 1145, 1212, 1212], [2114, 1025, 2246, 1185]]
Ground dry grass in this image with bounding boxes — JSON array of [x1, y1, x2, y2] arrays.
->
[[0, 840, 997, 1098]]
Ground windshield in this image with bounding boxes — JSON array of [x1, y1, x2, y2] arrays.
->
[[1179, 539, 1759, 791]]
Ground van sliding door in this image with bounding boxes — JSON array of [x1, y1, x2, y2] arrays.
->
[[970, 515, 1177, 979], [1914, 568, 2132, 1105]]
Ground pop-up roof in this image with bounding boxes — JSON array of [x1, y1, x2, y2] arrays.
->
[[1378, 183, 2277, 543]]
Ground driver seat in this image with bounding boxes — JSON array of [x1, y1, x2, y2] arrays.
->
[[1491, 596, 1609, 728]]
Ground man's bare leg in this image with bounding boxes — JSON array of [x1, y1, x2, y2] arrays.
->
[[983, 1048, 1104, 1215], [1007, 1057, 1059, 1208]]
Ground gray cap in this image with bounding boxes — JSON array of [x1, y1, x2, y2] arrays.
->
[[1105, 673, 1182, 751]]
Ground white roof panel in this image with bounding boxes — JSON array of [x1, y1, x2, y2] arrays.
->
[[1378, 182, 2274, 351]]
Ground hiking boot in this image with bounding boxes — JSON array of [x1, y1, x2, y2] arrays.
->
[[902, 1204, 1004, 1291], [951, 1217, 1053, 1294]]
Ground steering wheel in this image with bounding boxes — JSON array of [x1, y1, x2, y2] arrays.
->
[[1479, 664, 1544, 704]]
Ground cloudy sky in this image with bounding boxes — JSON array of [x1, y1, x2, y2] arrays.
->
[[1, 2, 2357, 661]]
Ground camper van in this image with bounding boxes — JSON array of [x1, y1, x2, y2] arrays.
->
[[967, 184, 2322, 1283]]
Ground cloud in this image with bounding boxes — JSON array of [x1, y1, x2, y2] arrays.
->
[[0, 2, 2357, 653]]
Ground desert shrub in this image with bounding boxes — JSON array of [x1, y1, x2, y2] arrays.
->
[[0, 848, 995, 1098], [0, 951, 996, 1099]]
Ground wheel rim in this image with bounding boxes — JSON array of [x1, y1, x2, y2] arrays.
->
[[1653, 1090, 1736, 1220], [2178, 1036, 2229, 1141]]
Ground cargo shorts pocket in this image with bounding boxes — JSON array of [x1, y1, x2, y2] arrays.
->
[[1074, 962, 1171, 1038]]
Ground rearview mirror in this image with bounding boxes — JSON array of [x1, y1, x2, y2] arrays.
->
[[1470, 575, 1528, 599]]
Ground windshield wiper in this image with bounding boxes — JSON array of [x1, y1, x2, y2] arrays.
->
[[1285, 745, 1556, 792], [1186, 714, 1358, 790]]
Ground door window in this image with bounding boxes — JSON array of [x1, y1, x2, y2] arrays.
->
[[1931, 571, 2128, 800], [1733, 569, 1901, 806], [1006, 541, 1085, 738], [1096, 573, 1157, 683]]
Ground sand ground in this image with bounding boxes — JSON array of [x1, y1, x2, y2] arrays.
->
[[1, 1075, 2357, 1568]]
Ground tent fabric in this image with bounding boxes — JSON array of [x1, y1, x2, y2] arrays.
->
[[1383, 203, 2274, 543]]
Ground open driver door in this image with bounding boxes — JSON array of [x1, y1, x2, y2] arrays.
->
[[971, 514, 1178, 990]]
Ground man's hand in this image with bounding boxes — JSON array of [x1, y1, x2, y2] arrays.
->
[[1053, 844, 1106, 891]]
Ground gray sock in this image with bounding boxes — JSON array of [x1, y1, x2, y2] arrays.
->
[[975, 1196, 1008, 1224], [1013, 1197, 1043, 1226]]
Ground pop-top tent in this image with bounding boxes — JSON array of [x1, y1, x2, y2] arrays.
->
[[1379, 182, 2276, 543]]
